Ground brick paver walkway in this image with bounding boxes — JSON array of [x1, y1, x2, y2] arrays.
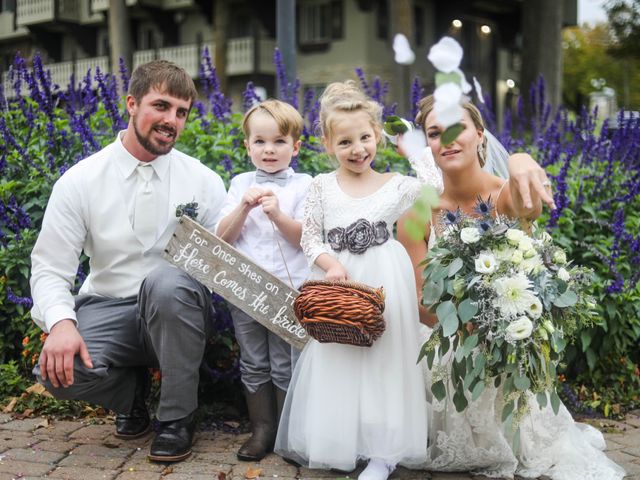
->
[[0, 411, 638, 480]]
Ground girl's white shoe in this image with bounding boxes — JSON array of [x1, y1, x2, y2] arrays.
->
[[358, 458, 395, 480]]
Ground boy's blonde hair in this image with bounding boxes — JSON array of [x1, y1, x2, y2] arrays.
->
[[242, 99, 304, 141], [318, 80, 383, 142]]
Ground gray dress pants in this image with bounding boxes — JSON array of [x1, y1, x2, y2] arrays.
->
[[229, 305, 292, 393], [34, 264, 213, 422]]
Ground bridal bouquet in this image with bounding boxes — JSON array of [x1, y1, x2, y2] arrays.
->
[[419, 197, 595, 425]]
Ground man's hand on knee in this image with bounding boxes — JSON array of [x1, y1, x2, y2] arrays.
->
[[39, 319, 93, 388]]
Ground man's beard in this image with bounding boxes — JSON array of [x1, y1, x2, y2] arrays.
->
[[133, 117, 177, 156]]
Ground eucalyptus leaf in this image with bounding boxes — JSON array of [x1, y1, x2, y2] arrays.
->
[[536, 391, 548, 408], [423, 279, 444, 304], [453, 386, 469, 412], [448, 257, 464, 277], [458, 298, 478, 322], [553, 290, 578, 307], [550, 389, 561, 415], [435, 71, 462, 87], [441, 311, 460, 337], [471, 380, 485, 400], [463, 333, 479, 354], [514, 375, 531, 391], [432, 380, 446, 401], [441, 124, 465, 145], [501, 400, 515, 422], [403, 217, 427, 242]]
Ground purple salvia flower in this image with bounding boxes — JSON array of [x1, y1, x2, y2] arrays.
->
[[243, 81, 262, 111], [119, 57, 130, 94], [354, 68, 372, 97], [410, 77, 424, 121], [6, 287, 33, 308]]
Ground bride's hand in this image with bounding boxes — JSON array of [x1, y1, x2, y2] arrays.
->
[[508, 153, 556, 214]]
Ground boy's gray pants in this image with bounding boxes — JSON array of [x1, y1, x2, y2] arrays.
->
[[34, 264, 213, 422], [229, 305, 293, 393]]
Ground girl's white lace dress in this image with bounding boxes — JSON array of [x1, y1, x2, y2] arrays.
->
[[421, 230, 626, 480], [274, 172, 429, 471]]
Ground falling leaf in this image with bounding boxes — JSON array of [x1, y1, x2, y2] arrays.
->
[[35, 418, 50, 429], [245, 466, 262, 479], [393, 33, 415, 65], [2, 397, 17, 413], [473, 76, 485, 103], [25, 383, 52, 397], [217, 472, 227, 480]]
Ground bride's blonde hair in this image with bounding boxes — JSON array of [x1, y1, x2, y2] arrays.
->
[[318, 80, 383, 143], [415, 95, 487, 167]]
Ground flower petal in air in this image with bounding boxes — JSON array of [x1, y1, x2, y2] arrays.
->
[[428, 36, 463, 73], [401, 128, 427, 160], [433, 83, 463, 128], [393, 33, 416, 65], [473, 76, 485, 103]]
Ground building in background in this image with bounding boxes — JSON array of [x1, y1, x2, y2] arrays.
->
[[0, 0, 577, 121]]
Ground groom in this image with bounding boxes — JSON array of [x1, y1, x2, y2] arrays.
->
[[29, 60, 226, 462]]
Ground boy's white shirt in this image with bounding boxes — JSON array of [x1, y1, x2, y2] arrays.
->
[[217, 168, 312, 289]]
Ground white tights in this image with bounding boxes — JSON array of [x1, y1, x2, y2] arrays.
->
[[358, 458, 396, 480]]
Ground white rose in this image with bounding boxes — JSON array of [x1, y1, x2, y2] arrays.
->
[[475, 252, 497, 274], [557, 267, 571, 282], [528, 296, 543, 319], [510, 250, 524, 264], [427, 36, 463, 73], [518, 237, 534, 252], [433, 83, 464, 128], [506, 317, 533, 341], [460, 227, 481, 244], [553, 250, 568, 264], [506, 228, 525, 245]]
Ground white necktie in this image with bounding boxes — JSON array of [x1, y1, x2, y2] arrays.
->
[[134, 164, 156, 248]]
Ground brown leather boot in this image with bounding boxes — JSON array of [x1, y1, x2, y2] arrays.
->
[[237, 382, 277, 461]]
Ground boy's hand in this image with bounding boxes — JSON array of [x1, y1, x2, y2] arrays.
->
[[259, 190, 281, 221], [241, 187, 265, 210]]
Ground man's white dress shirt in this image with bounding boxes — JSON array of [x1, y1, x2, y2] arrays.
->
[[30, 132, 226, 333], [217, 168, 312, 289]]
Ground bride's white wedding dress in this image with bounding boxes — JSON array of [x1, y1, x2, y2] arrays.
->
[[420, 229, 626, 480]]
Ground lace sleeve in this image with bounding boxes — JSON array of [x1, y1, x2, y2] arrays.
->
[[408, 147, 444, 193], [300, 175, 332, 267]]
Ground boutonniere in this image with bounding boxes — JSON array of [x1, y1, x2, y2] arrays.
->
[[175, 201, 199, 220]]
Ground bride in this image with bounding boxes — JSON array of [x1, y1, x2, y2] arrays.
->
[[397, 95, 626, 480]]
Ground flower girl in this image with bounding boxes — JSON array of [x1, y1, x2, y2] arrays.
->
[[274, 81, 441, 480]]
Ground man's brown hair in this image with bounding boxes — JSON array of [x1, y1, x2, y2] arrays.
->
[[128, 60, 198, 105]]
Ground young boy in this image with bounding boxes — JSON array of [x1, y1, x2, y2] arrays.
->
[[216, 99, 312, 461]]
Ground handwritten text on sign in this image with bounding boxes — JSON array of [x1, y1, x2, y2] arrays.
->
[[163, 216, 309, 350]]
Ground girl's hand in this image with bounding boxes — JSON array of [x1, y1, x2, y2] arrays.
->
[[325, 263, 348, 282], [259, 190, 281, 221], [241, 187, 265, 210]]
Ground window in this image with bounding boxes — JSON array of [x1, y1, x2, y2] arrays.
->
[[1, 0, 16, 13], [138, 24, 163, 50], [298, 0, 342, 47]]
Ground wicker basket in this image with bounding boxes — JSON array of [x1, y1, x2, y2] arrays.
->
[[294, 280, 386, 347]]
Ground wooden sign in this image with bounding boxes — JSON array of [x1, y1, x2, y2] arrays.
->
[[163, 216, 309, 350]]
